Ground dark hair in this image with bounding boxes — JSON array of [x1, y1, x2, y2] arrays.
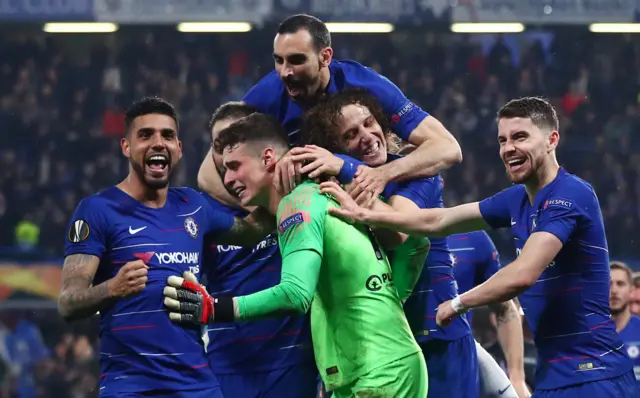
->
[[214, 113, 289, 155], [208, 101, 257, 130], [301, 88, 397, 153], [277, 14, 331, 51], [497, 97, 559, 132], [125, 96, 178, 135], [611, 261, 633, 284]]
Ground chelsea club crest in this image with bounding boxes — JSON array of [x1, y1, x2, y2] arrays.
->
[[184, 217, 199, 238]]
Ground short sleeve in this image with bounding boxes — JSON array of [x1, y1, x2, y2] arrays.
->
[[478, 187, 515, 230], [392, 176, 440, 210], [349, 65, 429, 141], [478, 232, 501, 282], [276, 185, 326, 259], [200, 195, 235, 236], [64, 197, 109, 258], [536, 197, 581, 244]]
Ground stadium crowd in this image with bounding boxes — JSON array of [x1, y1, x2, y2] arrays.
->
[[0, 26, 639, 397]]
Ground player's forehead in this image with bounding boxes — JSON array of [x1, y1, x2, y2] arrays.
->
[[222, 142, 250, 162], [131, 113, 177, 134], [497, 117, 538, 138], [611, 268, 630, 283], [211, 118, 239, 140], [338, 104, 370, 133], [273, 29, 314, 56]]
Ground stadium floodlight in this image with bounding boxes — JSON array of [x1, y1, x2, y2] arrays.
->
[[176, 22, 252, 33], [43, 22, 118, 33], [450, 23, 525, 33], [325, 23, 394, 33], [589, 23, 640, 33]]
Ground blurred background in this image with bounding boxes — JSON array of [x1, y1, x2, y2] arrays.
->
[[1, 0, 640, 396]]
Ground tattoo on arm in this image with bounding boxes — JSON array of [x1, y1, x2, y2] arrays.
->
[[218, 209, 276, 246], [58, 254, 112, 322], [492, 301, 519, 327]]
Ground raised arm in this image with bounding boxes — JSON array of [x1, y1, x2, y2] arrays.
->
[[320, 181, 487, 238], [59, 255, 147, 322]]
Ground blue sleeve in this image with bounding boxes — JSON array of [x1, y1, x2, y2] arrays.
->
[[478, 188, 514, 230], [392, 178, 434, 209], [242, 72, 279, 114], [64, 197, 109, 258], [347, 63, 429, 141], [334, 154, 363, 184], [478, 232, 501, 282], [201, 195, 236, 235], [536, 196, 581, 244]]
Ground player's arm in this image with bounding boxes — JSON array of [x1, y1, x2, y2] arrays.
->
[[458, 232, 562, 311], [197, 147, 239, 207], [362, 68, 462, 181], [205, 205, 276, 247], [321, 181, 487, 237], [59, 254, 111, 321], [489, 300, 528, 390], [60, 201, 148, 322]]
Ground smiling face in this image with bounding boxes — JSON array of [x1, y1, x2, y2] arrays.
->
[[337, 103, 388, 167], [273, 29, 332, 102], [497, 117, 559, 185], [121, 113, 182, 189]]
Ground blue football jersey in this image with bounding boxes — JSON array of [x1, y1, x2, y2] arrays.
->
[[450, 231, 501, 325], [243, 59, 429, 144], [478, 168, 633, 390], [618, 315, 640, 388], [64, 186, 235, 394], [201, 195, 314, 374]]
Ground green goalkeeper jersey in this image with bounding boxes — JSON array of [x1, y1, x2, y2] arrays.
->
[[276, 181, 421, 391]]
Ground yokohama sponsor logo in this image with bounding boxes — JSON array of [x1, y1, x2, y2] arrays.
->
[[155, 252, 199, 264]]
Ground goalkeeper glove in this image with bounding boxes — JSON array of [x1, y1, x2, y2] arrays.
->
[[163, 271, 215, 325]]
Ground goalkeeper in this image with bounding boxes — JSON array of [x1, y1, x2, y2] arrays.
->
[[163, 113, 429, 397]]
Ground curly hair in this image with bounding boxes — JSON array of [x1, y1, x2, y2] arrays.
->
[[300, 88, 399, 154]]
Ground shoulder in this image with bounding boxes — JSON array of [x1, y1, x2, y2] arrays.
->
[[543, 172, 598, 213], [74, 187, 121, 214], [630, 315, 640, 327], [243, 71, 285, 110]]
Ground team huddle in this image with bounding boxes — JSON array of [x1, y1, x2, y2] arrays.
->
[[58, 14, 639, 398]]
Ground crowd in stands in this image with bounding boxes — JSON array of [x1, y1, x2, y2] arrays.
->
[[0, 27, 638, 396]]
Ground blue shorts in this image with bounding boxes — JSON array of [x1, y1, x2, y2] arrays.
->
[[420, 334, 480, 398], [100, 387, 223, 398], [533, 370, 639, 398], [216, 364, 319, 398]]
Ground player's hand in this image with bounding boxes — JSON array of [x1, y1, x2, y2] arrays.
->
[[274, 150, 302, 195], [319, 181, 370, 224], [435, 299, 459, 327], [163, 271, 215, 325], [346, 166, 389, 208], [109, 259, 148, 297], [511, 378, 531, 398], [290, 145, 345, 179]]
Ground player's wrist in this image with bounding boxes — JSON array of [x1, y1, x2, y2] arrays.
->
[[213, 296, 235, 323], [451, 295, 469, 314]]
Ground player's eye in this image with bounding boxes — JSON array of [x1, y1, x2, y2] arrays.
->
[[364, 117, 374, 127], [288, 55, 307, 65], [162, 130, 176, 140], [273, 56, 284, 64]]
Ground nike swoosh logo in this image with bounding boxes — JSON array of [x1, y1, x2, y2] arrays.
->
[[498, 385, 510, 395], [510, 219, 516, 226], [129, 226, 147, 235]]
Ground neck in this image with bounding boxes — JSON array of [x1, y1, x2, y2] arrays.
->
[[118, 172, 168, 208], [265, 183, 285, 216], [613, 307, 631, 332], [318, 66, 331, 93], [525, 157, 560, 204]]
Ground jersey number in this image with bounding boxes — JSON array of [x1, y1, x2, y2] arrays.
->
[[365, 227, 384, 261]]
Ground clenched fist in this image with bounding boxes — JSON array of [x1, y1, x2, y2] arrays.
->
[[108, 259, 148, 297]]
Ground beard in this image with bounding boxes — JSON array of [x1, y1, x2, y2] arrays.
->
[[610, 301, 627, 316], [130, 158, 173, 189]]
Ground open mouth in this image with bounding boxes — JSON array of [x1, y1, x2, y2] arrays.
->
[[145, 154, 169, 175], [233, 186, 246, 198], [362, 141, 381, 159], [506, 157, 526, 172], [284, 80, 304, 97]]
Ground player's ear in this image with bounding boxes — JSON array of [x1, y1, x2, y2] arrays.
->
[[319, 46, 333, 68], [121, 137, 131, 158], [262, 147, 278, 171], [548, 130, 560, 152]]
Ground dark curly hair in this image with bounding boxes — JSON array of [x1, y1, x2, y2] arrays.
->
[[300, 88, 400, 154]]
